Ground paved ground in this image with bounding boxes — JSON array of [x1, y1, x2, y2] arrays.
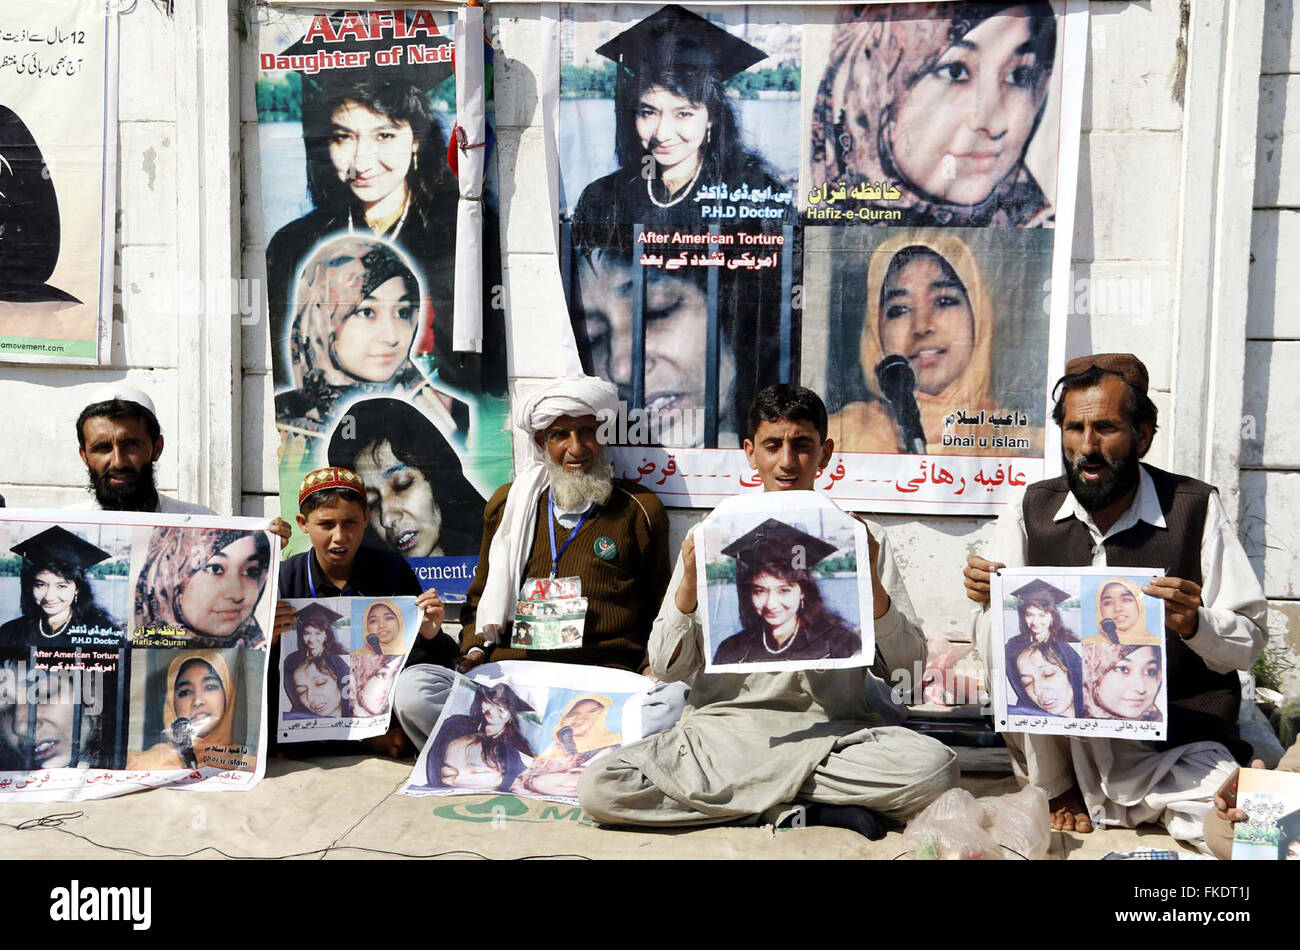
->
[[0, 755, 1206, 860]]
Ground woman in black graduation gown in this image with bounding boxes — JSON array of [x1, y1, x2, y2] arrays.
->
[[567, 5, 797, 446], [0, 527, 121, 649]]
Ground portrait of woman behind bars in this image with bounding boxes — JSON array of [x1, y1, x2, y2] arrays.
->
[[564, 4, 800, 447]]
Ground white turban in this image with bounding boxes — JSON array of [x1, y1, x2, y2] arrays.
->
[[476, 376, 620, 639]]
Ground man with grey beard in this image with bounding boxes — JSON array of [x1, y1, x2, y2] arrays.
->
[[391, 376, 681, 752], [963, 354, 1266, 853]]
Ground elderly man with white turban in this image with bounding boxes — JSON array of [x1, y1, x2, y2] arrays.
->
[[391, 376, 683, 750]]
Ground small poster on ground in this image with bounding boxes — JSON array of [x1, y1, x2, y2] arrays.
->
[[400, 660, 650, 805]]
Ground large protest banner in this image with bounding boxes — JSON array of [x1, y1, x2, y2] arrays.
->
[[256, 7, 511, 599], [0, 0, 118, 364], [552, 1, 1086, 515], [0, 510, 279, 801]]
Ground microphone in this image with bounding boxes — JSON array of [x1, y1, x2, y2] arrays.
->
[[875, 355, 927, 454], [367, 634, 382, 654], [1099, 619, 1119, 644], [169, 717, 200, 769], [556, 726, 578, 756]]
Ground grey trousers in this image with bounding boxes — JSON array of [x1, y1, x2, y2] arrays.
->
[[578, 725, 959, 828], [391, 662, 691, 751]]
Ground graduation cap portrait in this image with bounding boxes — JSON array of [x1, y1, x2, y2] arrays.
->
[[1, 525, 123, 647], [695, 495, 873, 674], [289, 601, 348, 658], [1008, 577, 1079, 644]]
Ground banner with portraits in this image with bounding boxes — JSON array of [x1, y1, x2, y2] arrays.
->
[[400, 660, 649, 804], [0, 510, 279, 801], [256, 7, 511, 600], [277, 595, 417, 742], [552, 1, 1086, 514], [694, 489, 872, 673], [0, 0, 118, 364], [991, 566, 1167, 741]]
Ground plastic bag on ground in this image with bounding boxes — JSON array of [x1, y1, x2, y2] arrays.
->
[[901, 788, 1002, 860]]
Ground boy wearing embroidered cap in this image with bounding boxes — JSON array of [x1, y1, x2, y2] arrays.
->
[[273, 466, 453, 756]]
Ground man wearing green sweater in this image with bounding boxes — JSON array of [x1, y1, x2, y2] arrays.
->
[[391, 376, 683, 750]]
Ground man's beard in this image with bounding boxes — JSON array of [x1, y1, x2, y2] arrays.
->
[[1063, 439, 1142, 513], [543, 453, 614, 511], [88, 460, 160, 511]]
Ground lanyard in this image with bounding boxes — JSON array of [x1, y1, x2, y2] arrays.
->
[[307, 555, 354, 599], [548, 493, 591, 579]]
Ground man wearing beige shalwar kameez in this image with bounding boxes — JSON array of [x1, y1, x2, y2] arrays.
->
[[965, 355, 1267, 854], [579, 386, 958, 832]]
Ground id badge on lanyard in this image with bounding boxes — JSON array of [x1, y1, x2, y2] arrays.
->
[[513, 496, 590, 649], [514, 577, 587, 649]]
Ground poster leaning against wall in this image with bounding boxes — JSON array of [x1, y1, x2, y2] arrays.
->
[[0, 509, 279, 802], [0, 0, 118, 364], [550, 1, 1087, 515], [255, 6, 511, 600]]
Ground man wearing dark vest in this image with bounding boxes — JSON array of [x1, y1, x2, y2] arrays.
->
[[964, 354, 1266, 852]]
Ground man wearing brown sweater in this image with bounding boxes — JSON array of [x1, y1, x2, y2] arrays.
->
[[391, 376, 680, 750]]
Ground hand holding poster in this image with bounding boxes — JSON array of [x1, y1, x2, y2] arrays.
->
[[277, 595, 418, 742], [401, 660, 649, 804], [991, 567, 1167, 741], [0, 510, 278, 801], [694, 490, 872, 673], [1231, 768, 1300, 861]]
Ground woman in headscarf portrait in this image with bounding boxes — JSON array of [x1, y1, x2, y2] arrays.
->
[[351, 599, 408, 657], [327, 397, 485, 559], [513, 693, 623, 798], [132, 528, 271, 649], [810, 1, 1058, 228], [828, 230, 1043, 455], [426, 682, 535, 791], [1083, 577, 1162, 646], [1082, 642, 1163, 722], [0, 526, 122, 648], [274, 235, 459, 447], [127, 650, 254, 771]]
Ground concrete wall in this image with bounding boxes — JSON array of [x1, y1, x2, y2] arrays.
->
[[1245, 0, 1300, 692]]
